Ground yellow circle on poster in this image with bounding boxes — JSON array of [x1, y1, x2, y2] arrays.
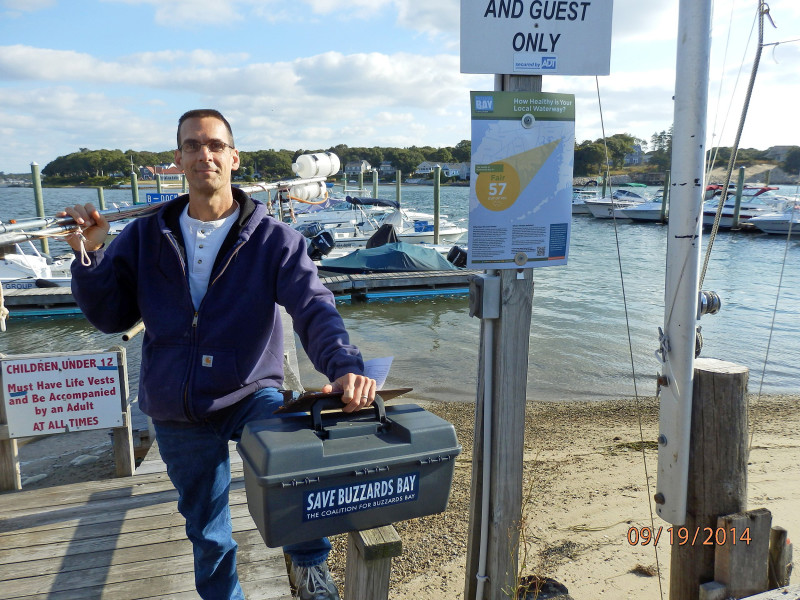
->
[[475, 162, 521, 211]]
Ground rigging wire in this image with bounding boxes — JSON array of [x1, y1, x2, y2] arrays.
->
[[594, 76, 665, 600], [749, 193, 798, 451], [705, 0, 740, 177], [700, 0, 773, 289]]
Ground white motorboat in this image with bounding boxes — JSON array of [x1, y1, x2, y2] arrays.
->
[[614, 190, 668, 222], [295, 203, 466, 248], [0, 242, 73, 290], [747, 204, 800, 236], [584, 189, 648, 219], [572, 189, 599, 215], [290, 196, 399, 228], [702, 187, 789, 228]]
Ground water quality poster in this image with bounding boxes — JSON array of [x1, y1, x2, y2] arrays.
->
[[467, 91, 575, 269]]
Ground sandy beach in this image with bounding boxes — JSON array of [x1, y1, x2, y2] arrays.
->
[[10, 393, 799, 599]]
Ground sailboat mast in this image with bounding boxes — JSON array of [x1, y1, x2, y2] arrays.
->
[[655, 0, 713, 525]]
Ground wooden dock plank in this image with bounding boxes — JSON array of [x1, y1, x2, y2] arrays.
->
[[0, 445, 290, 599], [0, 511, 260, 562], [0, 485, 250, 541], [0, 537, 276, 599]]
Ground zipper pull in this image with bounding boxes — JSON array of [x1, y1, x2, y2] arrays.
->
[[192, 312, 199, 327]]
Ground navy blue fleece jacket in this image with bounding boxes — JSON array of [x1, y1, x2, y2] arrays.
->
[[70, 188, 364, 422]]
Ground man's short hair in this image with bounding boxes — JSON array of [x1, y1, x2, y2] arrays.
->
[[177, 109, 235, 148]]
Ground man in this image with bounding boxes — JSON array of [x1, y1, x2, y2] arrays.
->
[[61, 109, 374, 600]]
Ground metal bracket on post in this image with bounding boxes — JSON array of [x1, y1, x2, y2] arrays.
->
[[468, 274, 501, 320]]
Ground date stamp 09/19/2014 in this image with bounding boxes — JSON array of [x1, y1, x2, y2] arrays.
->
[[627, 526, 752, 547]]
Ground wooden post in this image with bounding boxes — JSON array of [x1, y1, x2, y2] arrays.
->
[[395, 170, 402, 207], [768, 526, 792, 589], [464, 73, 540, 600], [714, 508, 772, 597], [698, 581, 727, 600], [156, 173, 163, 193], [661, 170, 671, 223], [30, 162, 49, 255], [669, 358, 749, 600], [372, 169, 379, 199], [96, 186, 107, 210], [112, 404, 135, 477], [108, 345, 134, 477], [344, 526, 402, 600], [731, 166, 746, 229], [0, 352, 22, 491], [433, 165, 441, 245], [130, 170, 140, 205]]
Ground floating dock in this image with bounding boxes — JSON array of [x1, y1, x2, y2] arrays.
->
[[1, 270, 478, 317], [1, 286, 81, 317], [319, 270, 478, 302]]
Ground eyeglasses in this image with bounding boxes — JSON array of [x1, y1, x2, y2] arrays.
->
[[179, 140, 234, 153]]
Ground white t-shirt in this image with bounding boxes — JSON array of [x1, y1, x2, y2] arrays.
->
[[179, 203, 240, 310]]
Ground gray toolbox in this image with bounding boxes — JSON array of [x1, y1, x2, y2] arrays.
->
[[237, 396, 461, 547]]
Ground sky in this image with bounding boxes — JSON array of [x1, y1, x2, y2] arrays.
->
[[0, 0, 798, 174]]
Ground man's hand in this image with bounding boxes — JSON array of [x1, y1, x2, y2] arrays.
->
[[58, 203, 109, 253], [322, 373, 377, 413]]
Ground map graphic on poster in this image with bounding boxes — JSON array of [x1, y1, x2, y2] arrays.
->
[[468, 91, 574, 269]]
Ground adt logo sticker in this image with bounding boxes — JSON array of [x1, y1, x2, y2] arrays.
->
[[541, 56, 557, 70], [475, 96, 494, 112]]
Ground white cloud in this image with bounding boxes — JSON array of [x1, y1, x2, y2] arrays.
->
[[0, 0, 55, 12], [395, 0, 459, 37], [302, 0, 393, 17], [104, 0, 246, 26]]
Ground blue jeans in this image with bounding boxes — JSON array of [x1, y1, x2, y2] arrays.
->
[[154, 388, 331, 600]]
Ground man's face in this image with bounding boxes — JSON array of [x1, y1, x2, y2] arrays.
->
[[174, 116, 240, 195]]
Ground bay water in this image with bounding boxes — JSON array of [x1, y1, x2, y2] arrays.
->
[[1, 184, 797, 404]]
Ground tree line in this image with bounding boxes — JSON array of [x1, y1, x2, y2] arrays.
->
[[573, 127, 791, 177], [39, 141, 474, 185], [35, 134, 797, 185]]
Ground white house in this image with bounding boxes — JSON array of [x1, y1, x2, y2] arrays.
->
[[344, 160, 372, 177], [414, 161, 470, 180]]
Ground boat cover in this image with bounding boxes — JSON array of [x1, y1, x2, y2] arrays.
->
[[365, 223, 399, 248], [319, 242, 459, 274], [345, 196, 400, 209]]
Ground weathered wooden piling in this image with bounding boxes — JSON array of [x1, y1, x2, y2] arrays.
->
[[30, 162, 48, 255], [669, 358, 749, 600], [433, 165, 441, 245]]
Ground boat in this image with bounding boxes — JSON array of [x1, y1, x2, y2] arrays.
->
[[294, 197, 467, 247], [0, 243, 73, 290], [584, 189, 648, 219], [291, 196, 400, 227], [571, 189, 599, 214], [317, 241, 461, 276], [614, 189, 668, 221], [747, 203, 800, 235], [701, 186, 788, 228]]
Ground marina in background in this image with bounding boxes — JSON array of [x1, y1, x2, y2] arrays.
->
[[1, 183, 797, 403]]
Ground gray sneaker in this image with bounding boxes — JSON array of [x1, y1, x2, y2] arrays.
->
[[291, 562, 340, 600]]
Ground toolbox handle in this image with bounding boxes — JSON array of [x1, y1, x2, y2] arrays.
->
[[311, 395, 387, 433]]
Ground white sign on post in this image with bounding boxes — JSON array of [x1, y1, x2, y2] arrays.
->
[[460, 0, 614, 75], [1, 351, 126, 438], [146, 192, 180, 204], [467, 91, 574, 269]]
